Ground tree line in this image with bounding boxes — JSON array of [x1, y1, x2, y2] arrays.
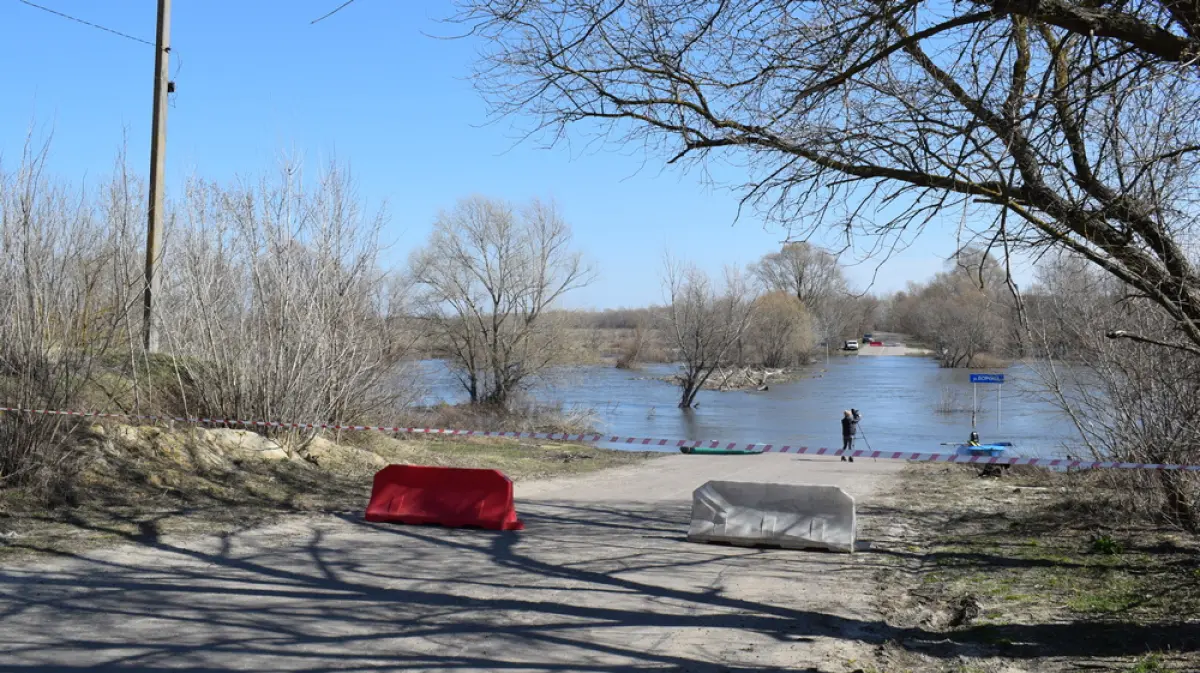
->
[[407, 198, 880, 410], [3, 151, 1196, 525]]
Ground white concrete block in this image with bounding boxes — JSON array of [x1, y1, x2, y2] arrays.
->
[[687, 480, 856, 553]]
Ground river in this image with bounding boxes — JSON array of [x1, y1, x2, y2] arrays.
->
[[414, 354, 1085, 458]]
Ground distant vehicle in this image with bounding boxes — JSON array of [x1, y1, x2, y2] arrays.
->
[[863, 333, 873, 341], [843, 340, 859, 351]]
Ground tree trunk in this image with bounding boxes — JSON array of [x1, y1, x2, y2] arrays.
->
[[680, 385, 700, 408], [679, 371, 701, 408]]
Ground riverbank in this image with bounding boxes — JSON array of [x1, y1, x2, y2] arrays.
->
[[869, 464, 1199, 672], [0, 424, 661, 562]]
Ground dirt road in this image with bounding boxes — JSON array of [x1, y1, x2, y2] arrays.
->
[[0, 454, 905, 672]]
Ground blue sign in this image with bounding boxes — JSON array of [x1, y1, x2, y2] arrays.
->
[[970, 373, 1005, 384]]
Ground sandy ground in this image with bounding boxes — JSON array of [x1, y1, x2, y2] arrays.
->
[[0, 454, 904, 672]]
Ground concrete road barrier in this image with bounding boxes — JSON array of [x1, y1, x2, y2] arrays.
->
[[687, 480, 856, 553], [365, 465, 525, 530]]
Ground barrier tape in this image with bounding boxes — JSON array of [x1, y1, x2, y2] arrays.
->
[[2, 404, 1199, 473]]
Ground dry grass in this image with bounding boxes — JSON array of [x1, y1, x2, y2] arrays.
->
[[965, 352, 1009, 369], [355, 433, 656, 481], [401, 400, 599, 435], [868, 464, 1200, 672], [0, 424, 661, 562], [561, 327, 673, 367]]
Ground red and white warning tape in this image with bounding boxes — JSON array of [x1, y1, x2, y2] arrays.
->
[[2, 404, 1198, 473]]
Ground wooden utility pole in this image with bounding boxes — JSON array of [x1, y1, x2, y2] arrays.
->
[[142, 0, 171, 352]]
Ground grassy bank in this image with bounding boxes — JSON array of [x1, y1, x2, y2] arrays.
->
[[868, 464, 1199, 672], [0, 424, 661, 563]]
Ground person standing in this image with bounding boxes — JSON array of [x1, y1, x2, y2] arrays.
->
[[841, 409, 860, 462]]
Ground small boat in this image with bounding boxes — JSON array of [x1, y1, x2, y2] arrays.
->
[[954, 442, 1013, 458]]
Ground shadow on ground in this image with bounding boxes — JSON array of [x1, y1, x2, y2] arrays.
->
[[0, 499, 1195, 671]]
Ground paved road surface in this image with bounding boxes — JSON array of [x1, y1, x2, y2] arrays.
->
[[0, 454, 905, 672], [855, 344, 931, 357]]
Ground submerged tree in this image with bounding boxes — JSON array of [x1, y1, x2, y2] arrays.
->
[[663, 260, 755, 408], [410, 196, 593, 406]]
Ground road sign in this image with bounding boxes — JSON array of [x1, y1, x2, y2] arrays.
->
[[970, 373, 1005, 384], [969, 374, 1005, 432]]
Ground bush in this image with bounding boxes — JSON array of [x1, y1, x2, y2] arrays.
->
[[0, 149, 419, 501], [615, 324, 648, 369], [1033, 258, 1200, 531], [157, 163, 417, 434], [744, 292, 816, 368], [932, 386, 971, 414], [0, 146, 143, 498]]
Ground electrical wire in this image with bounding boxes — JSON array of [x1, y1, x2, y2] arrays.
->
[[310, 0, 356, 25], [15, 0, 154, 47]]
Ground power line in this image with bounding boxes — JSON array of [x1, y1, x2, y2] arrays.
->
[[15, 0, 154, 46], [310, 0, 356, 25]]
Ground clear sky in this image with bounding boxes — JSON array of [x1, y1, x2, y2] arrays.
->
[[0, 0, 1033, 308]]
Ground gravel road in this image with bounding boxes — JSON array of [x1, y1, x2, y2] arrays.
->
[[0, 453, 905, 672]]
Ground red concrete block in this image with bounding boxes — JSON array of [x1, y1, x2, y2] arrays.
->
[[364, 465, 524, 531]]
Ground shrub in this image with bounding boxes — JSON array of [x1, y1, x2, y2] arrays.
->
[[0, 146, 143, 499]]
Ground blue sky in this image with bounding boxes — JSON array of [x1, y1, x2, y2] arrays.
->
[[0, 0, 1029, 308]]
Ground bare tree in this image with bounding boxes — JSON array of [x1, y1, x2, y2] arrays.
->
[[459, 0, 1200, 356], [1023, 252, 1099, 359], [751, 243, 846, 307], [664, 260, 755, 408], [411, 196, 593, 406]]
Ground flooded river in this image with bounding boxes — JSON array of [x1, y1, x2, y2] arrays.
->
[[415, 354, 1085, 457]]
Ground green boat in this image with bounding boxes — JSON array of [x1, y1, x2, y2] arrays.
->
[[679, 446, 761, 455]]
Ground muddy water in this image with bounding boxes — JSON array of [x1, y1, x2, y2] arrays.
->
[[415, 354, 1084, 457]]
